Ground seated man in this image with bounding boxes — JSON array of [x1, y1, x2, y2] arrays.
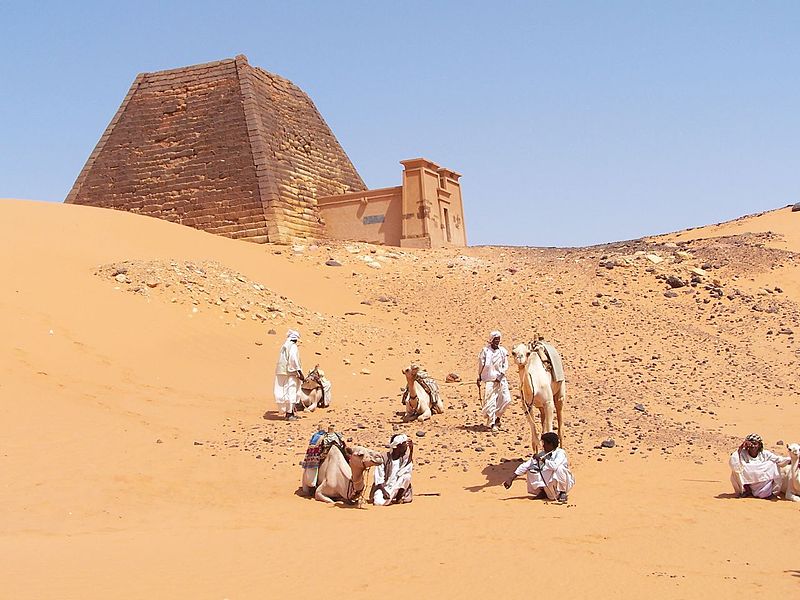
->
[[504, 432, 574, 503], [729, 433, 790, 498], [372, 433, 413, 506]]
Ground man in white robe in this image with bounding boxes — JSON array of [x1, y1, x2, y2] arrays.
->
[[729, 433, 789, 498], [477, 330, 512, 432], [273, 330, 303, 420], [372, 434, 413, 506], [504, 432, 574, 503]]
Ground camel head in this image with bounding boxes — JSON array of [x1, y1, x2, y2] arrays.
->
[[511, 343, 531, 367], [788, 443, 800, 463], [348, 445, 385, 469], [402, 364, 420, 382]]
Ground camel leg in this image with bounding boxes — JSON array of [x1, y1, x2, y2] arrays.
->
[[314, 485, 336, 504], [417, 407, 432, 422], [554, 381, 565, 445], [524, 401, 540, 453]]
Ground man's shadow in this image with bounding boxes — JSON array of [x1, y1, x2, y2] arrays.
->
[[457, 424, 491, 434], [262, 411, 291, 421], [465, 460, 521, 492]]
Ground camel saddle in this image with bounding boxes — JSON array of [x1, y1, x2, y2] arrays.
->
[[302, 430, 345, 469], [532, 341, 565, 382], [301, 367, 326, 405]]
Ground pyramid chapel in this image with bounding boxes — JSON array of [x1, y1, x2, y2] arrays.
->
[[66, 55, 466, 248]]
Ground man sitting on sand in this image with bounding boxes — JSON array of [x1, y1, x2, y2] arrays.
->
[[372, 433, 413, 506], [729, 433, 790, 498], [504, 432, 574, 503]]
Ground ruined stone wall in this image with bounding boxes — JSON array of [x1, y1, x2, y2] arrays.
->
[[66, 56, 367, 244]]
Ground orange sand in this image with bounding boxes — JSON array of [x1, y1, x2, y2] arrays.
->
[[2, 198, 799, 598]]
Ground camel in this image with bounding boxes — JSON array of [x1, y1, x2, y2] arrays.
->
[[296, 366, 331, 412], [511, 342, 566, 453], [780, 443, 800, 502], [314, 444, 384, 506], [402, 364, 444, 422]]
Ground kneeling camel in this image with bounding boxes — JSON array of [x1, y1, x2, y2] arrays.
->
[[314, 444, 384, 506]]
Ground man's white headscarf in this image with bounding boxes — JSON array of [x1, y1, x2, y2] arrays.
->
[[390, 433, 409, 448], [488, 330, 501, 343], [287, 330, 300, 341]]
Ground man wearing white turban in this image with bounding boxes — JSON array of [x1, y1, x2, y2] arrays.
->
[[477, 330, 512, 433], [274, 330, 304, 421], [372, 433, 413, 505], [729, 433, 789, 498]]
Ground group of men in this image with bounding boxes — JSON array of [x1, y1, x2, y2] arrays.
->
[[279, 328, 576, 504], [277, 329, 795, 506]]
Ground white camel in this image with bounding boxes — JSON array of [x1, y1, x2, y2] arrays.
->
[[314, 444, 384, 506], [296, 366, 332, 412], [511, 342, 566, 453], [781, 443, 800, 502], [402, 364, 444, 422]]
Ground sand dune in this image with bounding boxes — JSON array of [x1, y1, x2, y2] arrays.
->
[[2, 198, 798, 598]]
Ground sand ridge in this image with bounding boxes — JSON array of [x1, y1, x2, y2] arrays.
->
[[1, 199, 799, 598]]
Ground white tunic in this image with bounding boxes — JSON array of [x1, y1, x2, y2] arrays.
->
[[478, 346, 509, 382], [274, 340, 302, 413], [515, 448, 575, 499], [729, 448, 789, 498], [478, 345, 512, 425], [373, 453, 413, 506]]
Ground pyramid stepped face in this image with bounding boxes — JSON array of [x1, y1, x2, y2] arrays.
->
[[66, 55, 366, 243]]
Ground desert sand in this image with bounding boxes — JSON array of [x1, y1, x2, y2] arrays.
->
[[1, 198, 798, 598]]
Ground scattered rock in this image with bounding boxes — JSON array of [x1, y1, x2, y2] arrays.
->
[[416, 431, 426, 438], [664, 291, 678, 298], [666, 275, 687, 289], [776, 440, 784, 446], [360, 368, 371, 375], [193, 441, 203, 446], [267, 329, 276, 335], [645, 254, 663, 264], [325, 259, 342, 267], [634, 403, 646, 412], [445, 373, 461, 383], [601, 439, 616, 448], [114, 273, 128, 283]]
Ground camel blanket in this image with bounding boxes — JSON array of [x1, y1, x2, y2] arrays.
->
[[535, 342, 565, 382]]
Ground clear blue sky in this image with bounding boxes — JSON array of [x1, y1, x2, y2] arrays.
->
[[1, 1, 798, 246]]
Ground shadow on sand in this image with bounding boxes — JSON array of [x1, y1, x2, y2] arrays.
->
[[464, 460, 522, 493], [714, 492, 781, 502]]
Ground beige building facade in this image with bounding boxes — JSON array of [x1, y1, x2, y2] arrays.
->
[[318, 158, 467, 248]]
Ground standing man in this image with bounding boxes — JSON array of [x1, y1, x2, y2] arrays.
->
[[504, 432, 574, 503], [274, 330, 304, 421], [477, 330, 512, 433]]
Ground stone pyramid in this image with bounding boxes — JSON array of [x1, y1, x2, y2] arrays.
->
[[66, 55, 366, 243]]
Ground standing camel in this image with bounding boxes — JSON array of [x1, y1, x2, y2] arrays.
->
[[511, 342, 566, 452], [402, 364, 444, 422]]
